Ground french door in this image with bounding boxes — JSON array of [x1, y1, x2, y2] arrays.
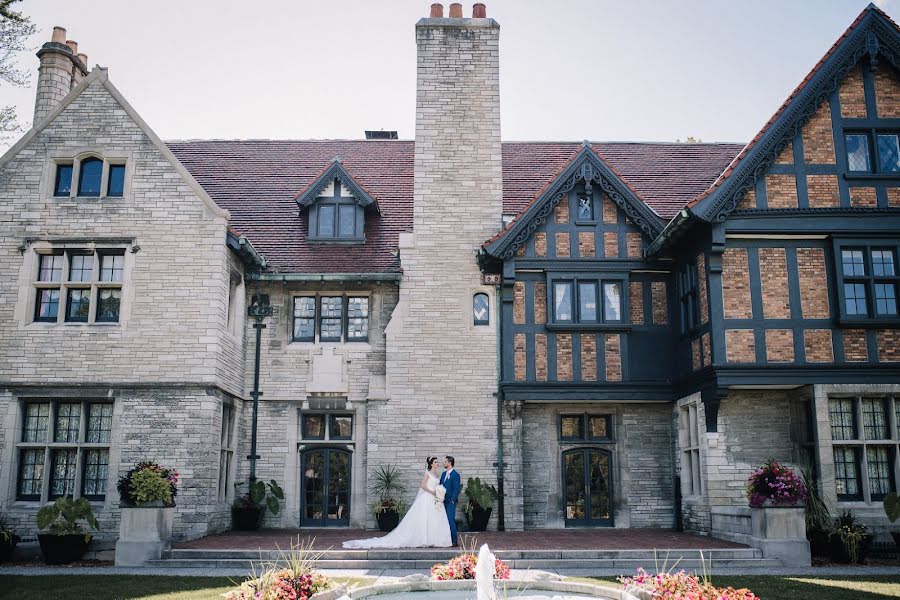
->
[[300, 448, 351, 527], [563, 448, 613, 526]]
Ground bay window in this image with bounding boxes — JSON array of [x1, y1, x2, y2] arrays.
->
[[549, 275, 624, 326]]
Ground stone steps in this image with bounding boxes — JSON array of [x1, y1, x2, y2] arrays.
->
[[151, 547, 783, 570]]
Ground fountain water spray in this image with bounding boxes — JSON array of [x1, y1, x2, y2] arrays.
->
[[475, 544, 498, 600]]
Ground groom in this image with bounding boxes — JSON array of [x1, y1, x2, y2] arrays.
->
[[439, 456, 461, 546]]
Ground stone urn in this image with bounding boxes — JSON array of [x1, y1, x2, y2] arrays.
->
[[749, 503, 810, 567], [115, 504, 175, 566]]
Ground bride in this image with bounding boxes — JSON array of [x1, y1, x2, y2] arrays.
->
[[343, 457, 452, 548]]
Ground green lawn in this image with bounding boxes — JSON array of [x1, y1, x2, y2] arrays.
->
[[572, 575, 900, 600], [0, 575, 374, 600]]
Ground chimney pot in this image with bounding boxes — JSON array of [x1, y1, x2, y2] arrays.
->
[[77, 53, 88, 67], [65, 40, 78, 54], [472, 3, 486, 18], [51, 26, 66, 44], [449, 3, 462, 17], [430, 3, 443, 17]]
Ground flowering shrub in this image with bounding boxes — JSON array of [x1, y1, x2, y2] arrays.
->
[[430, 553, 511, 581], [619, 568, 758, 600], [116, 461, 179, 507], [224, 569, 330, 600], [745, 459, 806, 507]]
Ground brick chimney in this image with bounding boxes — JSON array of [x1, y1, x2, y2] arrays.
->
[[33, 26, 89, 125]]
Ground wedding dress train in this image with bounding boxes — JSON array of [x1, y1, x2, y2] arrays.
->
[[343, 472, 452, 548]]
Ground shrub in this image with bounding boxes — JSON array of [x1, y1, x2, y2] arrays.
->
[[36, 497, 99, 537], [463, 477, 498, 518], [745, 459, 806, 507], [117, 461, 179, 507], [619, 568, 758, 600], [0, 514, 20, 545], [234, 479, 285, 515], [430, 553, 511, 581]]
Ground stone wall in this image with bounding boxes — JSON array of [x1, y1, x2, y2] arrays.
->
[[233, 281, 398, 529], [521, 402, 673, 529]]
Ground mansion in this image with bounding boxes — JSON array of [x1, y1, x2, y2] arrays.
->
[[2, 3, 900, 546]]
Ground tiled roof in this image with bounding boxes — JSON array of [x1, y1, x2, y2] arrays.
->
[[167, 140, 742, 273]]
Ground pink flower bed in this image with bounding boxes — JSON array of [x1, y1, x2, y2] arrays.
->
[[619, 569, 758, 600]]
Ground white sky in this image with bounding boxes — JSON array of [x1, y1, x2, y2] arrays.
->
[[2, 0, 894, 145]]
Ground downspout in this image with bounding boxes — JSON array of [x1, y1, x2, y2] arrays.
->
[[495, 281, 505, 531], [247, 271, 272, 482]]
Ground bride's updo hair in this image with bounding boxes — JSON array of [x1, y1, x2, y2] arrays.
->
[[426, 456, 437, 470]]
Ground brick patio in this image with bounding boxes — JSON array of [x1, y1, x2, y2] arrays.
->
[[176, 528, 746, 551]]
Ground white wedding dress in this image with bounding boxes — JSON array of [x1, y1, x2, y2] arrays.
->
[[343, 472, 452, 548]]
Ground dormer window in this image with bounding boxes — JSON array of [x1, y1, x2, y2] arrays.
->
[[295, 158, 381, 244], [309, 179, 364, 241]]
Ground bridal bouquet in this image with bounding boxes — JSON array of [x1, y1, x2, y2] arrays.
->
[[434, 484, 446, 506]]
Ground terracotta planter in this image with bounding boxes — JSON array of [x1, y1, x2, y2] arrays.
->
[[38, 533, 91, 565], [232, 506, 265, 531], [465, 505, 492, 531], [376, 509, 400, 532], [828, 532, 874, 564]]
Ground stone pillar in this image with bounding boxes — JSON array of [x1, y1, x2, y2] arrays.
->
[[377, 5, 504, 526], [33, 27, 88, 126], [750, 506, 811, 567]]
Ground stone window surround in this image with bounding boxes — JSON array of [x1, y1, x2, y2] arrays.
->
[[826, 394, 899, 502], [813, 384, 900, 513], [45, 150, 133, 200], [679, 401, 703, 498], [290, 292, 372, 347], [10, 397, 117, 506], [218, 402, 237, 503], [17, 240, 135, 330], [831, 237, 900, 325]]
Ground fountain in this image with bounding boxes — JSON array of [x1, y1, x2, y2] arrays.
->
[[325, 543, 647, 600]]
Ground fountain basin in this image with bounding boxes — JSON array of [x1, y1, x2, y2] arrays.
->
[[316, 579, 647, 600]]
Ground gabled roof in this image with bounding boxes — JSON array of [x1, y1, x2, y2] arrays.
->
[[294, 157, 381, 214], [688, 3, 900, 223], [483, 144, 666, 259], [167, 140, 742, 273]]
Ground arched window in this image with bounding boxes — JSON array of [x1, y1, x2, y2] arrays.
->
[[473, 293, 489, 326], [78, 157, 103, 197]]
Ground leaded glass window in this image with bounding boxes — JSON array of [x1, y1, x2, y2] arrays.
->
[[17, 449, 44, 499], [473, 293, 489, 326], [66, 288, 90, 322], [68, 254, 93, 282], [867, 446, 894, 500], [560, 416, 584, 440], [54, 403, 81, 443], [577, 195, 593, 220], [829, 398, 856, 440], [603, 283, 622, 322], [877, 134, 900, 172], [319, 297, 343, 342], [33, 249, 125, 325], [99, 254, 124, 282], [16, 401, 113, 501], [293, 297, 316, 342], [318, 204, 335, 237], [54, 163, 73, 196], [845, 134, 871, 172], [339, 205, 356, 237], [833, 446, 861, 500], [49, 448, 77, 498], [86, 403, 113, 443], [82, 449, 109, 499], [347, 297, 369, 340], [96, 289, 121, 322], [300, 413, 353, 442], [23, 403, 50, 442], [835, 242, 900, 322], [330, 415, 353, 439], [862, 398, 888, 439]]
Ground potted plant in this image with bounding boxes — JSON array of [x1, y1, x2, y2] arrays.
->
[[829, 510, 874, 564], [0, 514, 21, 563], [745, 459, 807, 508], [883, 492, 900, 550], [117, 461, 179, 507], [232, 479, 284, 531], [800, 462, 832, 556], [463, 477, 498, 531], [370, 465, 406, 532], [36, 496, 100, 564]]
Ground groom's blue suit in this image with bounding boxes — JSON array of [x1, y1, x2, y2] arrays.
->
[[439, 468, 461, 545]]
